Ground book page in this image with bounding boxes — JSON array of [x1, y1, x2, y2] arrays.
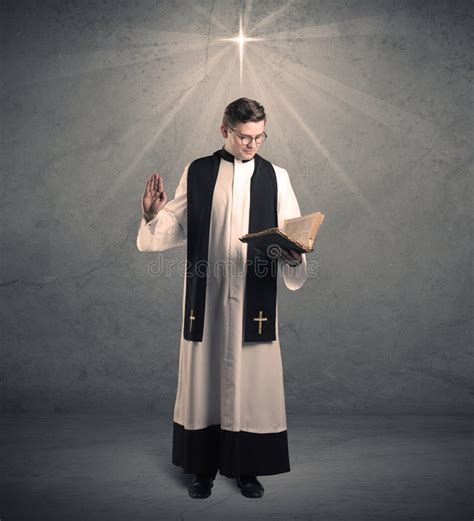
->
[[283, 212, 322, 245], [240, 211, 325, 252]]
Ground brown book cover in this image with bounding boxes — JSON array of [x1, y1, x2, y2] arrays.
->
[[239, 211, 325, 255]]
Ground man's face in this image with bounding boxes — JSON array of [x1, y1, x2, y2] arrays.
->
[[220, 120, 266, 161]]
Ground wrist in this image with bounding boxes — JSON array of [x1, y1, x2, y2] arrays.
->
[[143, 212, 158, 222]]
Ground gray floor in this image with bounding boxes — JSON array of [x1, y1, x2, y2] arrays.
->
[[1, 414, 472, 521]]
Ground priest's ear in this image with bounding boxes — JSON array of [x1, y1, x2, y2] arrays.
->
[[220, 125, 229, 139]]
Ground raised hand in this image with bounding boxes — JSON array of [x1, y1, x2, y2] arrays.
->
[[142, 173, 168, 220]]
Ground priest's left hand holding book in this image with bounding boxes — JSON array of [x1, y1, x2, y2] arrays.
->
[[141, 172, 303, 266]]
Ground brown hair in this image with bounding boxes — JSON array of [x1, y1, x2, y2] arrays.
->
[[222, 97, 266, 127]]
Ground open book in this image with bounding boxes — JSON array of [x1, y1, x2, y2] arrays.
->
[[239, 211, 325, 255]]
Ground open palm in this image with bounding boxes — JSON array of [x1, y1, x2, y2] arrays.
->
[[142, 173, 168, 219]]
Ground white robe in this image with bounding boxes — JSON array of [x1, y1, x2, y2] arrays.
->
[[136, 155, 307, 438]]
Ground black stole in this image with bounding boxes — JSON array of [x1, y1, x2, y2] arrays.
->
[[183, 148, 278, 343]]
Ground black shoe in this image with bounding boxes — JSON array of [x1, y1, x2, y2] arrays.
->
[[236, 475, 264, 498], [188, 473, 214, 499]]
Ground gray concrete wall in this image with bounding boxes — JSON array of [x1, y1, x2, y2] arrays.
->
[[1, 0, 472, 414]]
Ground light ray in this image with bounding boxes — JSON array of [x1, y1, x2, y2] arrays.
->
[[191, 4, 233, 36], [9, 38, 209, 87], [245, 48, 300, 171], [250, 42, 443, 147], [112, 43, 235, 136], [247, 45, 379, 223], [255, 14, 394, 41], [98, 44, 234, 208], [247, 0, 296, 36], [217, 15, 263, 88], [111, 30, 213, 49], [242, 0, 254, 35], [170, 51, 239, 175]]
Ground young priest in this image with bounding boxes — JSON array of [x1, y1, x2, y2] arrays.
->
[[137, 97, 306, 499]]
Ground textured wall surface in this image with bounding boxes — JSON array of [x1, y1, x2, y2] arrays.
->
[[1, 0, 472, 414]]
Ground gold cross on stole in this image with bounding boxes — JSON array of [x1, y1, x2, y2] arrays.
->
[[189, 309, 196, 333], [253, 310, 268, 335]]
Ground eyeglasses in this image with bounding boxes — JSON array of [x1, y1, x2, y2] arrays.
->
[[227, 127, 267, 145]]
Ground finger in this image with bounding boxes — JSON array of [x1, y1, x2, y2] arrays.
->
[[283, 249, 299, 264], [158, 175, 164, 193], [153, 174, 159, 192], [149, 176, 156, 190]]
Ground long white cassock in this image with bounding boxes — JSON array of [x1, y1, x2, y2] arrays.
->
[[136, 150, 307, 478]]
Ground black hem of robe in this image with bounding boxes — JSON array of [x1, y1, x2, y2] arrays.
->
[[171, 421, 291, 478]]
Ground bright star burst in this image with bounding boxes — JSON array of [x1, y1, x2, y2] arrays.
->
[[218, 16, 263, 88], [91, 3, 427, 228]]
